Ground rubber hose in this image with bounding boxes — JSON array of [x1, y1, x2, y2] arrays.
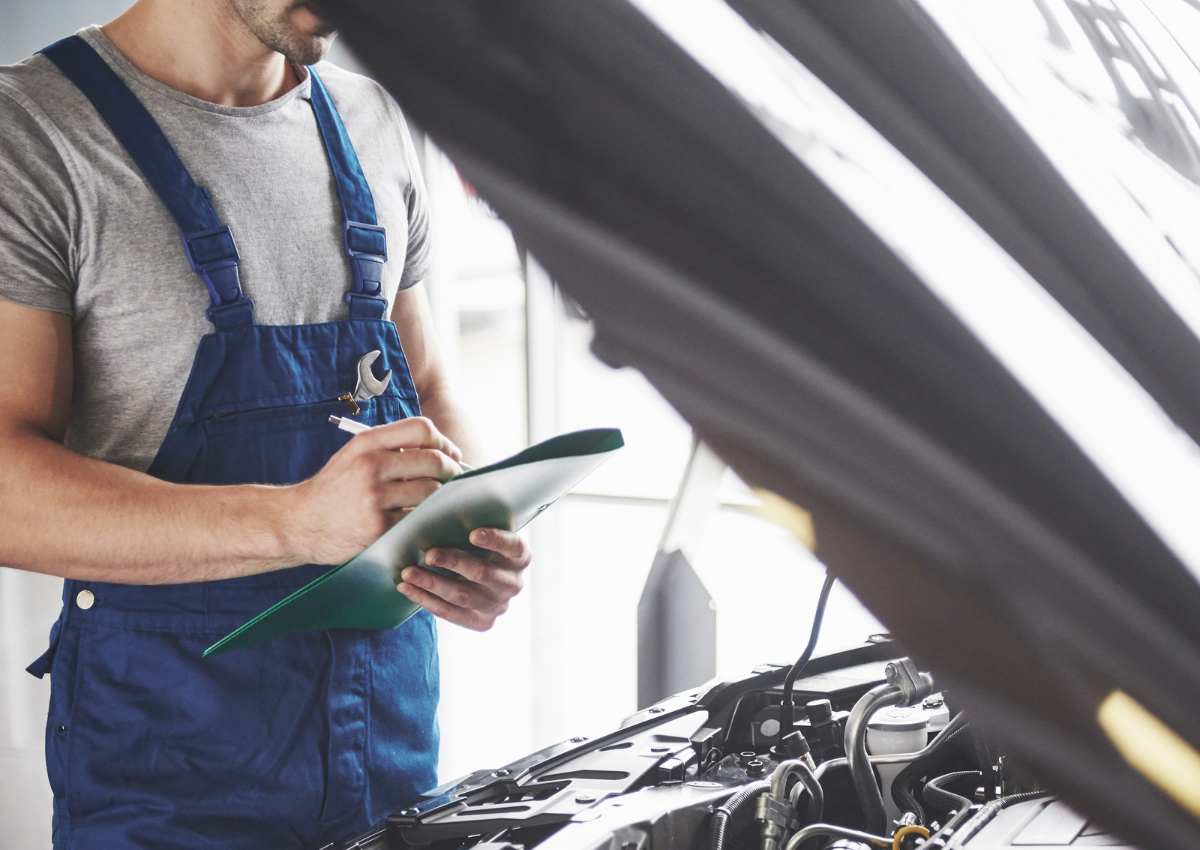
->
[[845, 683, 906, 835], [922, 770, 981, 815], [780, 572, 837, 734], [711, 780, 770, 850], [784, 760, 825, 823], [891, 714, 971, 823]]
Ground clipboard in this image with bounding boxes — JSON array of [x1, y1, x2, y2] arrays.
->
[[204, 428, 623, 655]]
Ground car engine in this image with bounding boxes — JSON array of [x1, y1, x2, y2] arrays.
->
[[327, 639, 1133, 850]]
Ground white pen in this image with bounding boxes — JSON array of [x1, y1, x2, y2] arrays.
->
[[329, 415, 372, 435], [328, 415, 474, 471]]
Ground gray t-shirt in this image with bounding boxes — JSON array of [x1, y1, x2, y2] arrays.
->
[[0, 27, 432, 472]]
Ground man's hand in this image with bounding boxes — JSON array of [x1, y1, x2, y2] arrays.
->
[[286, 416, 463, 566], [397, 528, 531, 631]]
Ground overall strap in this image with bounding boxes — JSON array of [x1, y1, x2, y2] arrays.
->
[[39, 36, 254, 330], [308, 68, 389, 320]]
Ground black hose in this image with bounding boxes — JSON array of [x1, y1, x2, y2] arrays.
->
[[711, 780, 770, 850], [923, 770, 981, 815], [891, 713, 971, 823], [780, 572, 837, 735], [845, 682, 906, 835], [784, 759, 825, 823]]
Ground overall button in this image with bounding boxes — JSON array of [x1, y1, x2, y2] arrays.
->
[[76, 589, 95, 610]]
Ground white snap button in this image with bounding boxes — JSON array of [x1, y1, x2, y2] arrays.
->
[[76, 589, 95, 610]]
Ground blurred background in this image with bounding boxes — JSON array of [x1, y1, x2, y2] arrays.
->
[[0, 2, 881, 846]]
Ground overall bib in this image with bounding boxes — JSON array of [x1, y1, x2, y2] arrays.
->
[[26, 37, 439, 849]]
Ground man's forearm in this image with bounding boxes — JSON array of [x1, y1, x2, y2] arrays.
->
[[420, 386, 484, 467], [0, 428, 299, 584]]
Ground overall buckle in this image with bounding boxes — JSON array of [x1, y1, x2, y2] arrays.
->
[[344, 221, 388, 316], [181, 225, 254, 326]]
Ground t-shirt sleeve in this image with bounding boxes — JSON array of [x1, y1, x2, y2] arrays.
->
[[0, 84, 78, 316], [385, 94, 434, 289]]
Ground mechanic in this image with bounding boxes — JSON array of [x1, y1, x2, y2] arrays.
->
[[0, 0, 531, 847]]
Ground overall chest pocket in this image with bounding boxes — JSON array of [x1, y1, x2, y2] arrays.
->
[[202, 395, 412, 486]]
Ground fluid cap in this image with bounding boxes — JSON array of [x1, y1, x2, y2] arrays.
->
[[867, 706, 929, 733], [805, 699, 833, 724], [866, 706, 929, 757]]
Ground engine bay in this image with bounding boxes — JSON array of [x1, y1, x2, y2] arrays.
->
[[327, 640, 1133, 850]]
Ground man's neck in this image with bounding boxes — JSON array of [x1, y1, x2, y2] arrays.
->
[[101, 0, 300, 108]]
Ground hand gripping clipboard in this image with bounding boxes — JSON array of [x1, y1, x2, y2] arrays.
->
[[204, 428, 623, 656]]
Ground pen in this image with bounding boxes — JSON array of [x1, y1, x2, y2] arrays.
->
[[329, 415, 372, 435], [328, 416, 474, 471]]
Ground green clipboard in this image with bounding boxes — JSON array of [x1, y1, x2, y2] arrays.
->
[[204, 428, 624, 656]]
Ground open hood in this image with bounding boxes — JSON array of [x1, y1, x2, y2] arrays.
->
[[322, 1, 1200, 847]]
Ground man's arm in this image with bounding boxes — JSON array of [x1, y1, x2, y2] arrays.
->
[[389, 283, 532, 631], [0, 299, 463, 583], [389, 283, 482, 464]]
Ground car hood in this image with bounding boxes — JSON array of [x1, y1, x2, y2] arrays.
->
[[324, 1, 1200, 847]]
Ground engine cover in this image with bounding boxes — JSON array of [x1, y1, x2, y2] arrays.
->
[[955, 797, 1134, 848]]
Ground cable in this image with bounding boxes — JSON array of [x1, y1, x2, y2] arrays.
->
[[780, 571, 837, 736], [711, 780, 770, 850]]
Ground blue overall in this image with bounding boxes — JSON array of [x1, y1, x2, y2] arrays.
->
[[26, 37, 439, 849]]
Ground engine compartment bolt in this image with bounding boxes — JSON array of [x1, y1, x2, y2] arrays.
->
[[400, 808, 419, 817], [493, 768, 511, 777], [576, 794, 596, 803], [745, 759, 767, 777]]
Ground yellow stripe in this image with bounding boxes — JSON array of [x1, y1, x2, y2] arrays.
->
[[1098, 690, 1200, 820], [752, 489, 816, 550]]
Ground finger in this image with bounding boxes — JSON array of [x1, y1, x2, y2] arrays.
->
[[468, 528, 532, 565], [468, 527, 530, 563], [383, 505, 417, 527], [379, 478, 441, 511], [374, 447, 462, 482], [423, 547, 524, 593], [358, 417, 462, 461], [397, 579, 495, 631], [400, 566, 508, 614]]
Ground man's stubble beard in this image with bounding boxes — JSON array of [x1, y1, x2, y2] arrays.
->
[[226, 0, 337, 66]]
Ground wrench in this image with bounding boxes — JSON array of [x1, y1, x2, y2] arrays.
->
[[353, 350, 392, 402]]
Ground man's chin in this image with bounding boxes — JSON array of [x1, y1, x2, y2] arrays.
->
[[293, 2, 336, 37], [284, 35, 336, 66]]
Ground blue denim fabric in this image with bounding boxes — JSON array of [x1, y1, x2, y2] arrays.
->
[[28, 36, 439, 850]]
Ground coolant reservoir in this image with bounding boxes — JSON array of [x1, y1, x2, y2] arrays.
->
[[922, 694, 950, 738], [867, 705, 930, 827]]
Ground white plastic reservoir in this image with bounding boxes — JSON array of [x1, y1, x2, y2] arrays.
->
[[866, 705, 930, 827]]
